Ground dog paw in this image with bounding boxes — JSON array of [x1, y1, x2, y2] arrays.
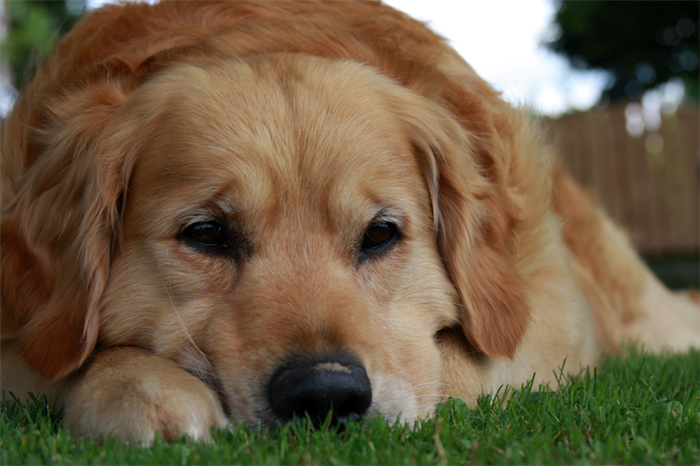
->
[[63, 347, 227, 445]]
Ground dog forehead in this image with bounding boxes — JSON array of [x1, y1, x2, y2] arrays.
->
[[128, 55, 426, 217]]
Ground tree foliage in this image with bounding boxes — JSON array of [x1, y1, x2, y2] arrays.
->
[[546, 1, 699, 102], [1, 0, 86, 88]]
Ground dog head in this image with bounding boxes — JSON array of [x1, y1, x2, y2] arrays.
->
[[2, 1, 545, 426]]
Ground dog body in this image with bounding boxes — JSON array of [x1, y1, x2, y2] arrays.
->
[[2, 1, 698, 444]]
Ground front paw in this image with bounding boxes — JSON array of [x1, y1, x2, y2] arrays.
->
[[63, 347, 227, 445]]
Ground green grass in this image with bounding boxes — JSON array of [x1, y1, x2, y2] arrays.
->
[[2, 348, 698, 465]]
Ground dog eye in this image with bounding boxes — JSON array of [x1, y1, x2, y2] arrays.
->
[[182, 221, 229, 250], [360, 221, 399, 258]]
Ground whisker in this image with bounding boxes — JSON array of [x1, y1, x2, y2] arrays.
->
[[157, 251, 211, 366]]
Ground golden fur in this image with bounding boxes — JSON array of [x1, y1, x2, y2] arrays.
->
[[2, 1, 698, 444]]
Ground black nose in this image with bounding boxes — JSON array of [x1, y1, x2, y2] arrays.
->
[[268, 354, 372, 426]]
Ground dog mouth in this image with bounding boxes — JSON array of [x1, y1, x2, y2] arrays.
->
[[189, 350, 375, 428]]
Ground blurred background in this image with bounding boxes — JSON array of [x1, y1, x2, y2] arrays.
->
[[1, 0, 698, 288]]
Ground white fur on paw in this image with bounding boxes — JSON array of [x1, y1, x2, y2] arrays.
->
[[64, 358, 228, 445]]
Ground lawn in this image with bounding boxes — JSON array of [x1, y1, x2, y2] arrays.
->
[[2, 348, 698, 465]]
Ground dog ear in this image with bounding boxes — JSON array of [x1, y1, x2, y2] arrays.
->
[[399, 94, 530, 359], [1, 86, 128, 380]]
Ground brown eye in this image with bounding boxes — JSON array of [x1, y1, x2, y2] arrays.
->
[[182, 221, 229, 250], [360, 221, 399, 259]]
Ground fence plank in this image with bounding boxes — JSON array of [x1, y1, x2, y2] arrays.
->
[[548, 103, 699, 255]]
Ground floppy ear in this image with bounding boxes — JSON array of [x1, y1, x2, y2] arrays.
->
[[399, 95, 530, 359], [1, 86, 128, 380]]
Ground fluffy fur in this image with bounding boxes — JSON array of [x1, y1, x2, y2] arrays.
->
[[2, 0, 698, 444]]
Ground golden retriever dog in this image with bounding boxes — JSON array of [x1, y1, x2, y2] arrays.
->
[[2, 0, 698, 444]]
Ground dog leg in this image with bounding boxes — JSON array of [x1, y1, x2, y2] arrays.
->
[[63, 346, 227, 445]]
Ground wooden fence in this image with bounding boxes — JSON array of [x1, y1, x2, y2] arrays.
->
[[548, 103, 699, 255]]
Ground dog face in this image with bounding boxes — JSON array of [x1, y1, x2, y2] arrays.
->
[[94, 56, 462, 425], [2, 1, 538, 430]]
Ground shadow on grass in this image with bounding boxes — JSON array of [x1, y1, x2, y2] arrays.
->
[[645, 253, 699, 290]]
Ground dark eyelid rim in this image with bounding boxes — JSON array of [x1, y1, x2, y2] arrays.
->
[[178, 212, 252, 260], [357, 208, 405, 262], [179, 219, 228, 250]]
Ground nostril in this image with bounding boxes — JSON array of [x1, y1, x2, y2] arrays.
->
[[268, 357, 372, 426]]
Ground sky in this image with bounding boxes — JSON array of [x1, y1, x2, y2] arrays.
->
[[1, 0, 609, 117], [383, 0, 608, 116]]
